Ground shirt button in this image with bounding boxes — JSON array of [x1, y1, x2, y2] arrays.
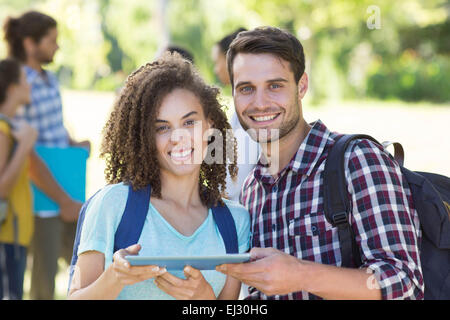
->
[[272, 185, 278, 192], [272, 224, 276, 231]]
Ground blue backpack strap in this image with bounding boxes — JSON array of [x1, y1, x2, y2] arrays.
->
[[68, 189, 101, 293], [113, 184, 151, 252], [212, 203, 239, 254], [68, 184, 151, 293]]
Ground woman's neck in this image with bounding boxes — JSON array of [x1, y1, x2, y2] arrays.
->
[[158, 170, 202, 209], [0, 100, 19, 118]]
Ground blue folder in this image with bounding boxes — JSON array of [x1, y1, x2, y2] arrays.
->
[[32, 146, 89, 212]]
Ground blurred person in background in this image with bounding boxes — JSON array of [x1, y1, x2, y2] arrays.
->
[[165, 45, 195, 64], [3, 10, 90, 300], [0, 58, 36, 300], [212, 28, 260, 203]]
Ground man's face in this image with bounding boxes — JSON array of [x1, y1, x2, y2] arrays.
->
[[212, 45, 230, 86], [232, 53, 306, 143], [33, 27, 59, 64]]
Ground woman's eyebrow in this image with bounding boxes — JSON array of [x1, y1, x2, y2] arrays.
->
[[155, 111, 198, 123], [181, 111, 198, 119]]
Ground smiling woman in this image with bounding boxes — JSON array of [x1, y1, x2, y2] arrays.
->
[[100, 52, 237, 205], [67, 52, 251, 300]]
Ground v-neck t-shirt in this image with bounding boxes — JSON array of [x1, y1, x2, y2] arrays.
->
[[77, 183, 251, 300]]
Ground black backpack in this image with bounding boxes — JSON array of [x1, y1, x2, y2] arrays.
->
[[323, 134, 450, 300]]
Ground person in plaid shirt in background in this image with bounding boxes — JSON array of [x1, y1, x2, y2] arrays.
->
[[216, 27, 424, 300]]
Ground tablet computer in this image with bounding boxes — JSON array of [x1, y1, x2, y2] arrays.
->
[[125, 253, 251, 270]]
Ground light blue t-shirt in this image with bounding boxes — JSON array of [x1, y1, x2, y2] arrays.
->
[[78, 183, 251, 300]]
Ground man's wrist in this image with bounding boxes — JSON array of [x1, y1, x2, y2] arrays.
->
[[294, 259, 319, 295]]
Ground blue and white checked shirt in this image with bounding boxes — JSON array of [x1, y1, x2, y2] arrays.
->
[[15, 66, 69, 147], [14, 66, 70, 217]]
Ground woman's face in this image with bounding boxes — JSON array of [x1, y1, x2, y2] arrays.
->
[[154, 88, 212, 178]]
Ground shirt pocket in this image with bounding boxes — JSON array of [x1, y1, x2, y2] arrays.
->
[[288, 211, 333, 237], [288, 212, 338, 264]]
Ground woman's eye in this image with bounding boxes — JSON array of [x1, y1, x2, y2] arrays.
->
[[156, 125, 169, 133], [184, 119, 196, 126]]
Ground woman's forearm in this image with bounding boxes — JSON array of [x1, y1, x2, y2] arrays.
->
[[217, 276, 241, 300], [68, 264, 124, 300]]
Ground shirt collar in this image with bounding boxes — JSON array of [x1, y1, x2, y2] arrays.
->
[[289, 119, 334, 176], [24, 65, 50, 85], [254, 119, 334, 183]]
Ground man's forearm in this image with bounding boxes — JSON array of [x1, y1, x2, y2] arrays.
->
[[300, 260, 382, 300]]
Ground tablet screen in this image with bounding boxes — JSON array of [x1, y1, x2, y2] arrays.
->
[[125, 253, 251, 270]]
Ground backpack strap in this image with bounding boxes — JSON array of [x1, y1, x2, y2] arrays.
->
[[323, 134, 380, 268], [113, 185, 151, 252], [68, 184, 151, 293], [212, 203, 239, 254], [0, 114, 17, 155], [68, 189, 101, 293]]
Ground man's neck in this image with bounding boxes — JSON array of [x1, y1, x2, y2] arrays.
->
[[24, 58, 43, 73], [261, 119, 311, 177]]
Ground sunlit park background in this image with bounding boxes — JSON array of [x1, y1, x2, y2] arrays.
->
[[0, 0, 449, 299]]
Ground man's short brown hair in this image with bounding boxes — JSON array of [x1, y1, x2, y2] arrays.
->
[[226, 26, 305, 89]]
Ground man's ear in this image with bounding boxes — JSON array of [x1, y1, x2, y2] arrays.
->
[[23, 37, 36, 57], [297, 72, 308, 100]]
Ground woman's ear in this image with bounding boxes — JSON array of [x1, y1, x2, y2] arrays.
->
[[207, 118, 214, 130]]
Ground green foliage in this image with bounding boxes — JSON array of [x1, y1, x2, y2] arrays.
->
[[367, 52, 450, 102], [0, 0, 448, 102]]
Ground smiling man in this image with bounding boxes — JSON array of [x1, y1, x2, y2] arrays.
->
[[216, 27, 424, 300]]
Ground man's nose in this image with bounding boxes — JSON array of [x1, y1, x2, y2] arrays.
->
[[251, 89, 269, 110]]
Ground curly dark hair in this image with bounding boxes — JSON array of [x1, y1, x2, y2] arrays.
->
[[100, 53, 237, 207]]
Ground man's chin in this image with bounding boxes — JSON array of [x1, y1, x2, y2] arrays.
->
[[245, 128, 280, 144], [40, 57, 54, 65]]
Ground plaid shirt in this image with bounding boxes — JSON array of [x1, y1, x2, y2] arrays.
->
[[240, 120, 424, 300], [14, 66, 69, 147]]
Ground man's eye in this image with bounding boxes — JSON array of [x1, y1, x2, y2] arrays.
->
[[240, 86, 253, 94], [270, 83, 282, 89]]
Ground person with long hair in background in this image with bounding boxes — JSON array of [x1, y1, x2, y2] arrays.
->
[[0, 58, 36, 300]]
